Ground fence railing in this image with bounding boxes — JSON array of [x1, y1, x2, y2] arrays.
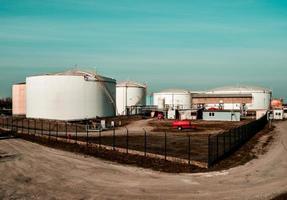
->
[[0, 115, 268, 168]]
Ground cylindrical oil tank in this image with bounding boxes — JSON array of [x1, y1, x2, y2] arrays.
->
[[26, 70, 116, 121], [153, 89, 191, 110], [12, 83, 26, 115], [116, 81, 147, 115], [207, 85, 272, 110]]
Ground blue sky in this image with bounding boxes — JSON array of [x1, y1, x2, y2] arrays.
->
[[0, 0, 287, 99]]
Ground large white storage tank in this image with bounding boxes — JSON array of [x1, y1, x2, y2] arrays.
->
[[153, 89, 191, 109], [116, 81, 147, 115], [26, 70, 116, 121], [206, 85, 272, 111]]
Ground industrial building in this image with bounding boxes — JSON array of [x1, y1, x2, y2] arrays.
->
[[153, 89, 191, 110], [206, 85, 272, 111], [26, 69, 116, 121], [201, 85, 272, 119], [116, 81, 147, 115], [192, 93, 252, 110], [12, 83, 26, 116]]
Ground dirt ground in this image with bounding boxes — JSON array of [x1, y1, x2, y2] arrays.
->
[[0, 121, 287, 200], [149, 118, 253, 134]]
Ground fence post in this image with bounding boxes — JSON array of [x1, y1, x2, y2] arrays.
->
[[188, 135, 191, 165], [216, 134, 219, 160], [97, 129, 101, 148], [75, 124, 77, 144], [86, 124, 89, 148], [11, 117, 14, 133], [126, 127, 129, 154], [112, 128, 115, 150], [11, 117, 13, 132], [28, 119, 30, 135], [208, 135, 211, 168], [229, 129, 232, 151], [34, 119, 36, 136], [65, 122, 68, 142], [239, 126, 243, 145], [223, 132, 226, 155], [16, 119, 19, 133], [41, 120, 44, 136], [56, 122, 59, 141], [233, 128, 236, 148], [164, 132, 167, 161], [22, 118, 24, 133], [143, 128, 147, 157], [48, 121, 51, 142]]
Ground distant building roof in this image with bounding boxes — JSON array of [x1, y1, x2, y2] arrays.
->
[[207, 85, 272, 93], [203, 110, 241, 112], [192, 93, 252, 98]]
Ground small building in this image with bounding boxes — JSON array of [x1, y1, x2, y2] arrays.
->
[[203, 110, 241, 122], [273, 109, 284, 120]]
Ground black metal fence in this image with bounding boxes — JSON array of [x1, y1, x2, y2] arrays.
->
[[0, 115, 268, 168], [208, 114, 268, 166]]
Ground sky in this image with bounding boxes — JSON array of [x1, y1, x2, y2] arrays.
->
[[0, 0, 287, 99]]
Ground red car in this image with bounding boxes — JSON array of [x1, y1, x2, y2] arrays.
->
[[172, 120, 196, 131]]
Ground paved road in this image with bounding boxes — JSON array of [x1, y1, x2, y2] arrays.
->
[[0, 121, 287, 200]]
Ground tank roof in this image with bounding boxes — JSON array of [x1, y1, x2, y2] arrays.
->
[[208, 85, 272, 93], [117, 81, 146, 88], [29, 69, 116, 83]]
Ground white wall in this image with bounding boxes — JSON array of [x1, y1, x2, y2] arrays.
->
[[153, 93, 191, 109]]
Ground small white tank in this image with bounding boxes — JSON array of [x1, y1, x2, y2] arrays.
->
[[153, 89, 191, 109], [116, 81, 147, 115]]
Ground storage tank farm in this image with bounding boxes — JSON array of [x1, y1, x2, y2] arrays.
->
[[116, 81, 147, 115], [206, 85, 272, 111], [26, 69, 116, 121], [153, 89, 192, 110]]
